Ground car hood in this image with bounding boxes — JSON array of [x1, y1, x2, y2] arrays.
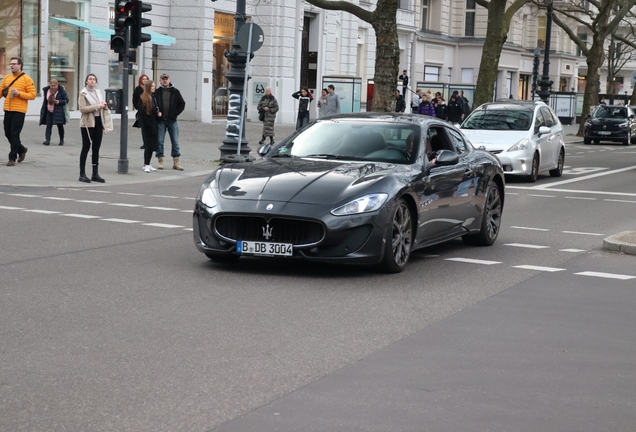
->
[[211, 158, 400, 206], [460, 129, 529, 151], [588, 117, 628, 126]]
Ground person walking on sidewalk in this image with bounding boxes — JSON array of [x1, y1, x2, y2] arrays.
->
[[0, 57, 36, 166], [137, 80, 161, 173], [325, 84, 341, 116], [78, 73, 108, 183], [292, 87, 313, 130], [39, 78, 68, 146], [316, 88, 328, 118], [395, 89, 406, 113], [257, 87, 279, 145], [155, 73, 186, 170]]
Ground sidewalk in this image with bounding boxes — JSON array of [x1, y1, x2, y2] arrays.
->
[[0, 118, 297, 188]]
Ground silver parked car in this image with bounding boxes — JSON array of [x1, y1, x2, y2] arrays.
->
[[460, 100, 565, 182]]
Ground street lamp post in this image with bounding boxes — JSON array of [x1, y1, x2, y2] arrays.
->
[[218, 0, 255, 163], [537, 0, 554, 103]]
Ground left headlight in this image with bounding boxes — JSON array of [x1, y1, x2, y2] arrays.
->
[[198, 184, 218, 209], [507, 138, 531, 152], [618, 121, 629, 128], [331, 193, 389, 216]]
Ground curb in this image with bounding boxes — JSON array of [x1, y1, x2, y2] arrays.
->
[[603, 231, 636, 256]]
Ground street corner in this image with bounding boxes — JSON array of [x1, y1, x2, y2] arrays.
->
[[603, 231, 636, 256]]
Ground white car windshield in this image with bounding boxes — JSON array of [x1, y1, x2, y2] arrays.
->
[[462, 109, 533, 131]]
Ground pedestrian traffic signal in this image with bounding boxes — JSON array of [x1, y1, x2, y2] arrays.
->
[[110, 0, 133, 53], [129, 0, 152, 48]]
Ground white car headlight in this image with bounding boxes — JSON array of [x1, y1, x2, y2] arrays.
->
[[331, 193, 388, 216], [618, 121, 629, 128], [507, 138, 531, 152], [199, 184, 218, 209]]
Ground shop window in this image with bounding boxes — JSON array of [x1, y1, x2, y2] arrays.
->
[[0, 0, 40, 90]]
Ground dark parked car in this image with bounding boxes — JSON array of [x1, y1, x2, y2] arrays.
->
[[193, 113, 505, 273], [584, 105, 636, 145]]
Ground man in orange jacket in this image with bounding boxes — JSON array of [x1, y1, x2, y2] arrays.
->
[[0, 57, 36, 166]]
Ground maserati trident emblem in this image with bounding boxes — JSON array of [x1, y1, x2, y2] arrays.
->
[[262, 224, 273, 240]]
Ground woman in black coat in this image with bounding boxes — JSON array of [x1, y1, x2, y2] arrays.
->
[[137, 80, 161, 172], [39, 79, 68, 146]]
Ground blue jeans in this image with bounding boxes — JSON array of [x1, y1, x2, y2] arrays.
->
[[157, 120, 180, 158]]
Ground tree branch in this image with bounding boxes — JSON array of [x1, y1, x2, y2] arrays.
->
[[302, 0, 375, 23]]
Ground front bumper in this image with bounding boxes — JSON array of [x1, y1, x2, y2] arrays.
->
[[489, 150, 534, 176]]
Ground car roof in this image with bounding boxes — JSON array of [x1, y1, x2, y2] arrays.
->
[[318, 111, 437, 125], [473, 101, 540, 112]]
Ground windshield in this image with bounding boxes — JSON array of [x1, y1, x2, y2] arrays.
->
[[592, 106, 627, 119], [462, 109, 533, 131], [268, 120, 421, 164]]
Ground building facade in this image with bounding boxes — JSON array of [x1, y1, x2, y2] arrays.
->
[[1, 0, 631, 124]]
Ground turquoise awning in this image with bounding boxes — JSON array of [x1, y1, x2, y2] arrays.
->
[[50, 17, 112, 41], [49, 17, 177, 46]]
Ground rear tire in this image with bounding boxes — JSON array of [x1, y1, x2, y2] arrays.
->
[[549, 148, 564, 177], [380, 198, 413, 273], [526, 153, 539, 183], [463, 181, 502, 246]]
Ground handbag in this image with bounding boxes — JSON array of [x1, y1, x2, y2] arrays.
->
[[1, 72, 25, 98], [64, 103, 71, 123], [102, 107, 113, 133], [258, 110, 265, 122]]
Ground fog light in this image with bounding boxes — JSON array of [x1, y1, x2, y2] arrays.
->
[[521, 160, 527, 172], [504, 165, 513, 172]]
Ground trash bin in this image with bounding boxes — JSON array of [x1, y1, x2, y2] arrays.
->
[[104, 88, 122, 114]]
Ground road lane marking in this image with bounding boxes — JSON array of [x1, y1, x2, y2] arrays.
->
[[117, 192, 144, 196], [504, 243, 550, 249], [575, 271, 636, 280], [510, 226, 550, 231], [445, 258, 501, 265], [0, 206, 24, 210], [507, 187, 636, 198], [507, 192, 519, 195], [61, 214, 101, 219], [564, 196, 596, 200], [100, 218, 143, 224], [562, 230, 604, 236], [24, 209, 62, 214], [42, 197, 73, 201], [527, 194, 555, 198], [530, 164, 636, 188], [8, 193, 40, 198], [420, 254, 440, 258], [180, 210, 192, 213], [143, 206, 179, 211], [560, 248, 587, 252], [87, 190, 111, 193], [513, 265, 566, 272], [604, 199, 636, 203], [142, 223, 185, 229], [150, 195, 179, 199], [109, 203, 143, 207], [76, 200, 107, 204]]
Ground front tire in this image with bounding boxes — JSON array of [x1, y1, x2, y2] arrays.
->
[[583, 137, 591, 145], [463, 181, 502, 246], [380, 198, 413, 273], [549, 148, 565, 177], [526, 152, 539, 183]]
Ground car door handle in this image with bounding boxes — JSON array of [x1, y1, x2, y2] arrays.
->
[[464, 169, 473, 177]]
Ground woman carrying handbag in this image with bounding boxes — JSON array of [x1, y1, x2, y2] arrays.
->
[[137, 80, 162, 172], [78, 74, 109, 183]]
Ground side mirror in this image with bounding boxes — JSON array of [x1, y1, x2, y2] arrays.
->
[[432, 149, 459, 167], [538, 126, 551, 135], [257, 143, 271, 156]]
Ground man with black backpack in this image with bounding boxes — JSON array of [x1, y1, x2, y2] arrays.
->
[[0, 57, 36, 166]]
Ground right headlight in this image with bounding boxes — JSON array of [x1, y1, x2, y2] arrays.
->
[[198, 184, 218, 209], [507, 138, 531, 152], [331, 193, 388, 216]]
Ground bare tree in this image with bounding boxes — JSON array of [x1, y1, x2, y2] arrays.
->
[[471, 0, 533, 109], [301, 0, 399, 112], [551, 0, 636, 135]]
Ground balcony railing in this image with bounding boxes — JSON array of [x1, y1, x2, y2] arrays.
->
[[396, 9, 416, 28]]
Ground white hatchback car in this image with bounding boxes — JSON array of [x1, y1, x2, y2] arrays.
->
[[460, 101, 565, 182]]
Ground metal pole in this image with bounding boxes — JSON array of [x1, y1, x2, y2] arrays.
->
[[237, 22, 253, 154], [537, 0, 553, 103], [117, 26, 130, 174]]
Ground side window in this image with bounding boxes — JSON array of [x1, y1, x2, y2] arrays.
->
[[534, 109, 546, 134], [540, 107, 554, 127], [447, 128, 468, 154]]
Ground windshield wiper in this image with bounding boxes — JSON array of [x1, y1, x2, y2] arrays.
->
[[270, 153, 293, 158], [304, 154, 364, 161]]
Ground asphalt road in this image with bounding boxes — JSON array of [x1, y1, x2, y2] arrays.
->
[[1, 139, 635, 431]]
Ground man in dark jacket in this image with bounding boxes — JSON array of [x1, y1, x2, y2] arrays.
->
[[395, 90, 406, 113], [155, 73, 186, 170]]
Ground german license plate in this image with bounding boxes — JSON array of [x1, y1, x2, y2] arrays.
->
[[237, 240, 293, 257], [597, 131, 611, 135]]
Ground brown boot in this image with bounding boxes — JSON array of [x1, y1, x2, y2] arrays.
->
[[157, 157, 164, 170], [173, 157, 184, 171]]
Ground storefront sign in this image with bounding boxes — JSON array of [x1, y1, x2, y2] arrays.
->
[[214, 13, 235, 39]]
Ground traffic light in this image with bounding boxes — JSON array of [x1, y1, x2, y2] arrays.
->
[[130, 0, 152, 48], [110, 0, 133, 53]]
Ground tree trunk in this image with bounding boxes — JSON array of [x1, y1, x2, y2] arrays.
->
[[371, 5, 400, 112], [473, 0, 507, 109]]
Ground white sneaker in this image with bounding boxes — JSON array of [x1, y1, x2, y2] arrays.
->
[[148, 164, 156, 171], [143, 165, 151, 173]]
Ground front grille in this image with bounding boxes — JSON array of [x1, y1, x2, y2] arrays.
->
[[215, 215, 325, 246]]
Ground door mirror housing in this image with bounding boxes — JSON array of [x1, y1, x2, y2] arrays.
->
[[538, 126, 551, 136], [257, 143, 271, 156]]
